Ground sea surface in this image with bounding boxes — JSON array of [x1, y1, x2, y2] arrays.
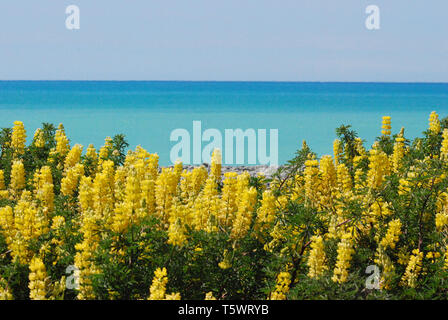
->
[[0, 81, 447, 166]]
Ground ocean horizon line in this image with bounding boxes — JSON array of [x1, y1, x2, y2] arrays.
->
[[1, 80, 448, 85]]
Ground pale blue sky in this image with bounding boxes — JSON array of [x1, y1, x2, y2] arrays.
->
[[0, 0, 446, 81]]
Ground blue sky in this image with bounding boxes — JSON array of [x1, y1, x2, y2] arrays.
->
[[0, 0, 446, 81]]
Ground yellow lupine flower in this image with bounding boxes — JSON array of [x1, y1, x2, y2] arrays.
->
[[34, 166, 54, 213], [367, 147, 390, 190], [429, 111, 441, 134], [167, 199, 188, 247], [193, 176, 220, 232], [14, 191, 49, 243], [75, 208, 100, 300], [231, 186, 257, 239], [255, 190, 277, 235], [141, 178, 156, 215], [401, 249, 423, 288], [435, 210, 448, 231], [381, 116, 391, 136], [319, 155, 337, 208], [64, 144, 83, 172], [148, 267, 168, 300], [307, 235, 328, 278], [29, 256, 48, 300], [167, 216, 187, 247], [391, 130, 406, 172], [380, 219, 402, 249], [98, 137, 114, 170], [92, 160, 115, 218], [33, 128, 45, 148], [304, 157, 320, 207], [332, 233, 355, 284], [155, 168, 178, 222], [270, 272, 291, 300], [11, 121, 27, 156], [337, 163, 352, 194], [61, 163, 84, 196], [85, 144, 98, 162], [219, 172, 239, 226], [173, 161, 183, 186], [354, 137, 366, 155], [78, 176, 94, 211], [55, 123, 70, 157], [51, 216, 65, 230], [10, 160, 26, 196]]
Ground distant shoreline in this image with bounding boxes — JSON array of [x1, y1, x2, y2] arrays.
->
[[165, 163, 281, 179]]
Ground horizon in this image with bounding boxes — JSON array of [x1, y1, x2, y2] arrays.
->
[[1, 80, 448, 84]]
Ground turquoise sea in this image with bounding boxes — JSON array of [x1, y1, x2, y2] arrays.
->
[[0, 81, 447, 166]]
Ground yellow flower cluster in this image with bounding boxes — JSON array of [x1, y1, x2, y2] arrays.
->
[[391, 129, 406, 172], [61, 163, 84, 196], [148, 267, 180, 300], [367, 146, 390, 190], [34, 166, 54, 213], [270, 272, 291, 300], [0, 191, 49, 263], [33, 128, 45, 148], [231, 185, 257, 239], [435, 210, 448, 231], [55, 124, 70, 157], [10, 160, 26, 196], [380, 219, 402, 249], [11, 121, 27, 156], [332, 233, 355, 284], [255, 190, 277, 236], [381, 116, 391, 136], [401, 249, 423, 288], [29, 256, 48, 300], [429, 111, 441, 134], [307, 235, 328, 278]]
